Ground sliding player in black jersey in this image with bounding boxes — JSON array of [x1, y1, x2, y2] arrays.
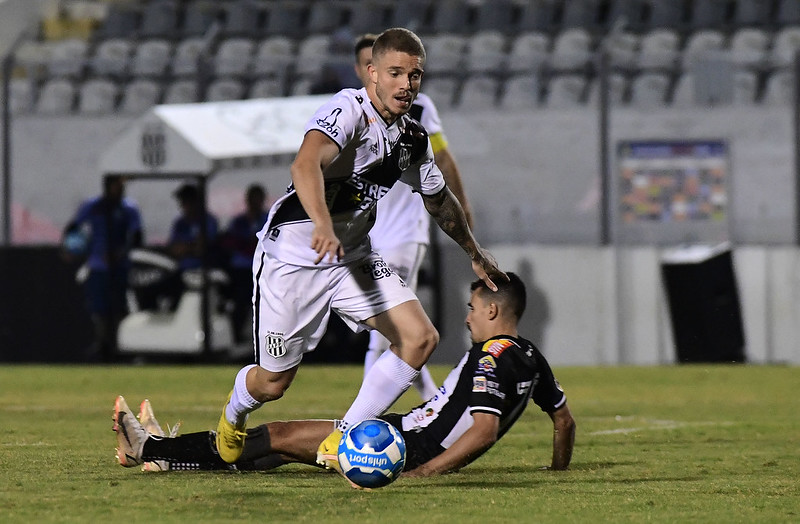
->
[[113, 273, 575, 477]]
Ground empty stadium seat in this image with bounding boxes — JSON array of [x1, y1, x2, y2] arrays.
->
[[221, 0, 265, 38], [181, 0, 221, 38], [95, 2, 140, 40], [644, 0, 686, 31], [681, 30, 726, 70], [604, 0, 645, 32], [549, 28, 593, 72], [249, 77, 284, 99], [762, 70, 794, 105], [732, 70, 759, 105], [163, 79, 199, 104], [388, 0, 433, 33], [770, 26, 800, 69], [36, 78, 76, 114], [78, 78, 119, 114], [130, 39, 173, 77], [119, 79, 162, 114], [544, 73, 587, 108], [602, 31, 640, 70], [457, 75, 500, 109], [729, 28, 769, 69], [89, 38, 133, 77], [636, 29, 680, 71], [560, 0, 602, 32], [424, 34, 467, 75], [733, 0, 773, 27], [306, 1, 348, 34], [472, 0, 517, 34], [465, 31, 507, 74], [206, 78, 246, 102], [294, 34, 332, 78], [629, 72, 670, 106], [171, 37, 207, 77], [429, 0, 474, 34], [252, 36, 295, 79], [688, 0, 732, 31], [9, 78, 35, 114], [263, 0, 308, 39], [347, 0, 392, 35], [586, 72, 629, 106], [499, 73, 540, 109], [517, 0, 558, 34], [46, 39, 88, 78], [776, 0, 800, 27], [507, 32, 550, 74], [420, 77, 459, 109], [213, 38, 255, 77], [289, 77, 314, 96], [139, 0, 180, 40]]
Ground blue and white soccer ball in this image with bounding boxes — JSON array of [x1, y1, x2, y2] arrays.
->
[[337, 419, 406, 488]]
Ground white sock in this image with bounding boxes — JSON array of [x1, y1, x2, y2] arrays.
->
[[225, 364, 262, 427], [413, 365, 439, 401], [341, 351, 419, 431], [363, 347, 383, 379]]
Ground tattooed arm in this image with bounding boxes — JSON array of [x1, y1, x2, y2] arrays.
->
[[422, 187, 507, 291]]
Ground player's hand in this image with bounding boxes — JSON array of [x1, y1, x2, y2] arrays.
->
[[310, 224, 344, 264], [471, 248, 508, 292]]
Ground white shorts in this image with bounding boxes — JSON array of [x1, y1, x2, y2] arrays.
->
[[252, 242, 418, 372], [376, 242, 428, 292]]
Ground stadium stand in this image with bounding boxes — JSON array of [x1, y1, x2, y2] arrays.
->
[[629, 71, 671, 106], [6, 0, 800, 114], [77, 77, 119, 114], [36, 78, 76, 114], [458, 74, 501, 109]]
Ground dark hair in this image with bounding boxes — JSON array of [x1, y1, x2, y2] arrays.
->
[[173, 183, 199, 202], [471, 272, 527, 320], [246, 183, 266, 200], [354, 33, 378, 58], [372, 27, 426, 64]]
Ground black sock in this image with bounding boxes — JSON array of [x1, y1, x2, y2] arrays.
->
[[142, 431, 231, 471], [235, 425, 287, 471]]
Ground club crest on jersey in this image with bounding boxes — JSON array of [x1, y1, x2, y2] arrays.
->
[[482, 338, 514, 358], [264, 332, 286, 358], [316, 108, 342, 137], [397, 146, 411, 171], [478, 355, 497, 373]]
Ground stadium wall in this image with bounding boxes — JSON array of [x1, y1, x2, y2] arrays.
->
[[2, 107, 799, 364]]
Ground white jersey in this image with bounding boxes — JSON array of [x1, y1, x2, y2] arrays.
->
[[258, 88, 445, 267], [370, 93, 444, 251]]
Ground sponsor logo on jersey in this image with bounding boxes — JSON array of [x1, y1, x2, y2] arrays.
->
[[487, 380, 506, 399], [517, 380, 532, 395], [482, 339, 514, 358], [361, 258, 394, 280], [315, 108, 342, 137], [478, 355, 497, 373], [265, 332, 286, 358], [472, 376, 487, 392]]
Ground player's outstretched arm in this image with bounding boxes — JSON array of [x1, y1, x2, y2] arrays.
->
[[403, 412, 499, 478], [422, 187, 507, 291], [548, 404, 575, 471], [290, 130, 344, 264]]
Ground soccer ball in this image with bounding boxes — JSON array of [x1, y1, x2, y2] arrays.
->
[[337, 419, 406, 488]]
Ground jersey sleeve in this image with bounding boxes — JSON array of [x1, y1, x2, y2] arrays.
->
[[303, 89, 363, 150], [468, 339, 519, 416], [530, 353, 567, 413]]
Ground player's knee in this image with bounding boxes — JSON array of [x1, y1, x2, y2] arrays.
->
[[248, 368, 293, 403], [403, 325, 439, 368]]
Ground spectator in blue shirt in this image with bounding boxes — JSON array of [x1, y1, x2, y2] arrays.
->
[[63, 175, 143, 361]]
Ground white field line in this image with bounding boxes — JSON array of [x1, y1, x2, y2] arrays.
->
[[589, 419, 734, 436]]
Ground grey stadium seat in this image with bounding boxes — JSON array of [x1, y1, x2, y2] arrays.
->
[[629, 72, 670, 106], [213, 38, 255, 77], [252, 36, 295, 79], [457, 75, 500, 109], [130, 39, 173, 77], [681, 30, 726, 70], [544, 73, 588, 108], [507, 32, 550, 74], [119, 79, 162, 114], [163, 79, 199, 104], [36, 78, 77, 114], [729, 28, 769, 69], [549, 28, 593, 73], [636, 29, 680, 71], [420, 77, 459, 110], [78, 78, 119, 114], [586, 73, 629, 106], [770, 27, 800, 69], [206, 78, 246, 102], [424, 34, 467, 76], [46, 39, 89, 78], [465, 31, 507, 75], [762, 70, 795, 106], [171, 37, 207, 77], [249, 77, 284, 99], [90, 38, 133, 77], [499, 73, 540, 110]]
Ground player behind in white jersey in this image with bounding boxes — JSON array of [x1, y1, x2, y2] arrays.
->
[[214, 28, 507, 470], [354, 33, 474, 401], [113, 273, 575, 478]]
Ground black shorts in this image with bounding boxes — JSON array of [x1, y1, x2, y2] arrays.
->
[[380, 413, 446, 471]]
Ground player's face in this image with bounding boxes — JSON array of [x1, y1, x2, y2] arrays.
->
[[354, 47, 372, 88], [368, 49, 423, 121], [466, 289, 493, 343]]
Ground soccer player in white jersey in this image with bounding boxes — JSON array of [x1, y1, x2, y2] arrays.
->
[[354, 33, 474, 401], [214, 28, 507, 469]]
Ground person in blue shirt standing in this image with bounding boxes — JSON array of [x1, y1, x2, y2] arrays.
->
[[63, 175, 143, 362], [221, 184, 269, 343]]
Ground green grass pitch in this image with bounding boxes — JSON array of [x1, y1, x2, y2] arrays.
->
[[1, 364, 798, 523]]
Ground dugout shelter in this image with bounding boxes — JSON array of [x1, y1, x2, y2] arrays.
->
[[99, 95, 329, 357]]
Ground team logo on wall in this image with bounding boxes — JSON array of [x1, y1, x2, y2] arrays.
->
[[265, 333, 286, 358], [140, 123, 166, 168]]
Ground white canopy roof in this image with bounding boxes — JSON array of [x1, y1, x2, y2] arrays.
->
[[99, 95, 330, 176]]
